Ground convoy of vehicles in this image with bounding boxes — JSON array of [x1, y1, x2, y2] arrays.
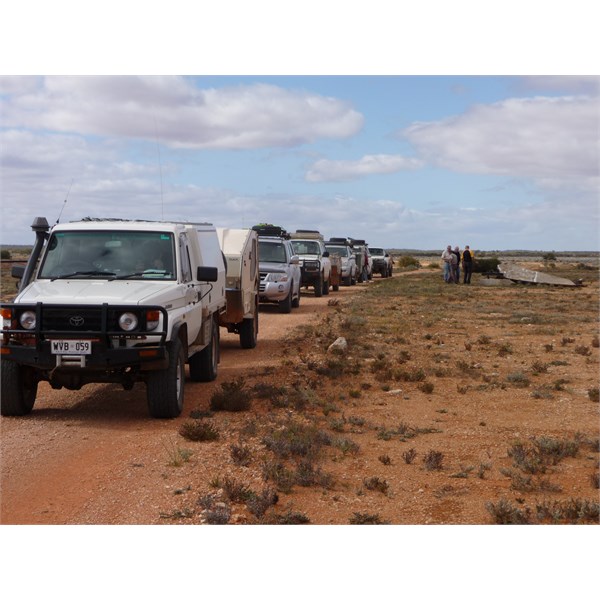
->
[[1, 217, 392, 419], [289, 230, 331, 297]]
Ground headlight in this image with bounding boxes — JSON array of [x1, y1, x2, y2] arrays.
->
[[19, 310, 36, 330], [267, 273, 289, 283], [118, 312, 139, 331]]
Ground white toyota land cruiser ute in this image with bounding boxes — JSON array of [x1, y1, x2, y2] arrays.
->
[[1, 217, 226, 419], [289, 230, 332, 297]]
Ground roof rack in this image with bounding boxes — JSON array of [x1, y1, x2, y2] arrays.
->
[[252, 224, 289, 239], [76, 217, 213, 226], [327, 237, 353, 246], [290, 230, 324, 240]]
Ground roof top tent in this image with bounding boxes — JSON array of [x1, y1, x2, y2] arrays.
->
[[216, 228, 260, 349]]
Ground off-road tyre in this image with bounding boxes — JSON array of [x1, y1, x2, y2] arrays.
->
[[147, 336, 185, 418], [291, 286, 300, 308], [314, 273, 323, 297], [0, 361, 38, 416], [279, 287, 293, 313], [239, 307, 258, 349], [343, 275, 351, 286], [332, 282, 340, 291], [189, 317, 219, 381]]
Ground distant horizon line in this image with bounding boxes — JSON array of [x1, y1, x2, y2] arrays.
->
[[1, 243, 599, 256]]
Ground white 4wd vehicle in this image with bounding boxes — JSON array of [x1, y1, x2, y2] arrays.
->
[[289, 230, 331, 297], [253, 225, 301, 313], [369, 246, 393, 278], [1, 217, 226, 419], [324, 238, 357, 286]]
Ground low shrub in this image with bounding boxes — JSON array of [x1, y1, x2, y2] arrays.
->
[[210, 377, 252, 412], [423, 450, 444, 471], [349, 512, 388, 524], [179, 420, 219, 442], [363, 476, 389, 494], [486, 499, 531, 524]]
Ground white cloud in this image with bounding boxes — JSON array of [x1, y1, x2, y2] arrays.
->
[[1, 76, 364, 149], [403, 95, 599, 191], [518, 76, 600, 94], [305, 154, 423, 182]]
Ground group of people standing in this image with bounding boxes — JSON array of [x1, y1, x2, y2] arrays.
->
[[441, 245, 474, 284]]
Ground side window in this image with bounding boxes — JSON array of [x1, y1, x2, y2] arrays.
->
[[179, 234, 192, 282]]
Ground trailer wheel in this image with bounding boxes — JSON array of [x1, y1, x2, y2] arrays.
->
[[0, 362, 38, 416], [189, 318, 219, 381], [147, 337, 185, 418], [239, 309, 258, 349]]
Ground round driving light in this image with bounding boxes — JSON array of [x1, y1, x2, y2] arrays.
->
[[118, 312, 138, 331], [19, 310, 36, 330]]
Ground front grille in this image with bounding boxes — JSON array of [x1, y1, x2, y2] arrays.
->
[[41, 307, 103, 332]]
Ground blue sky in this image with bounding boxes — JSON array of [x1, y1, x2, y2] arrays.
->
[[1, 6, 598, 252]]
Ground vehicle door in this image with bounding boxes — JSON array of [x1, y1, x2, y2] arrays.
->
[[287, 241, 301, 291], [179, 232, 203, 344]]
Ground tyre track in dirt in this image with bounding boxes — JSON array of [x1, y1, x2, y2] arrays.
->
[[0, 283, 368, 524]]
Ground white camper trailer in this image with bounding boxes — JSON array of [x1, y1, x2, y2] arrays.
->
[[216, 228, 259, 348]]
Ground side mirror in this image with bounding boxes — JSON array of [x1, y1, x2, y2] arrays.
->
[[197, 266, 218, 282], [11, 265, 25, 279], [290, 255, 300, 265]]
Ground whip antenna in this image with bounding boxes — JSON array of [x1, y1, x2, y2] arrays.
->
[[56, 178, 74, 224], [154, 118, 164, 220]]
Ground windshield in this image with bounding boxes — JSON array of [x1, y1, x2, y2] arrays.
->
[[258, 240, 287, 263], [324, 245, 347, 257], [39, 230, 176, 280], [370, 248, 384, 256], [291, 240, 320, 255]]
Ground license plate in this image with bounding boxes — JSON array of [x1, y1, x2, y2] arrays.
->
[[50, 340, 92, 355]]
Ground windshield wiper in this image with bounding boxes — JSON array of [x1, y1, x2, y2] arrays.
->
[[51, 270, 116, 281], [115, 270, 169, 280]]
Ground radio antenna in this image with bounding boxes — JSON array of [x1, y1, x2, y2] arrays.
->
[[154, 118, 164, 221], [56, 179, 74, 224]]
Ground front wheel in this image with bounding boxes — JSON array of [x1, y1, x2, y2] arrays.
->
[[147, 337, 185, 418], [0, 362, 38, 416], [278, 287, 292, 313], [314, 273, 323, 297], [189, 318, 219, 381]]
